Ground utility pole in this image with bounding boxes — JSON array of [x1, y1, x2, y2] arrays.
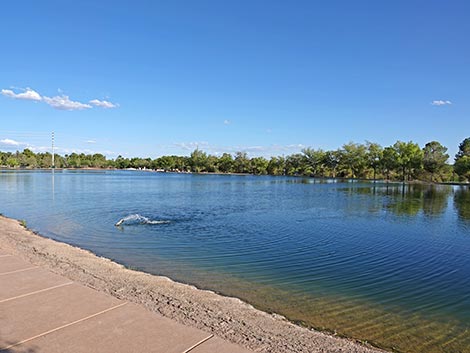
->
[[52, 131, 55, 169]]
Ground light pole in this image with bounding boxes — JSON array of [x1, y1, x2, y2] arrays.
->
[[51, 131, 55, 169]]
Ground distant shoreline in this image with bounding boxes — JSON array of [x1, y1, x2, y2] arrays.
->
[[0, 214, 385, 353], [1, 167, 469, 186]]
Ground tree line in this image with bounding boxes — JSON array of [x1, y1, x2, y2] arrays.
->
[[1, 138, 470, 182]]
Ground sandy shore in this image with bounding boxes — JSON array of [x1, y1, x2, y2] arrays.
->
[[0, 215, 386, 353]]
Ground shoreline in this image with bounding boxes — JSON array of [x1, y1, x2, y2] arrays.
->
[[1, 167, 469, 187], [0, 215, 386, 353]]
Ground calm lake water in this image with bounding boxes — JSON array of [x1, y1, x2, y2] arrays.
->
[[1, 170, 469, 353]]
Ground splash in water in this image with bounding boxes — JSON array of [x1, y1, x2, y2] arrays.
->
[[115, 214, 170, 227]]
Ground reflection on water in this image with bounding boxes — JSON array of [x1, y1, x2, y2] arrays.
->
[[339, 183, 469, 221], [51, 169, 55, 201], [454, 187, 470, 222], [0, 171, 470, 353]]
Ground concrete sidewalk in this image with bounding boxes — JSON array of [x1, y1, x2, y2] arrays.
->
[[0, 249, 252, 353]]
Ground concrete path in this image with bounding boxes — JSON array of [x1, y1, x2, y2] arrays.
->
[[0, 249, 253, 353]]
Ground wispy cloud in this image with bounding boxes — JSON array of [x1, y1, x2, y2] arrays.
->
[[171, 142, 306, 157], [0, 134, 116, 157], [28, 145, 116, 157], [223, 119, 231, 125], [43, 95, 92, 111], [1, 88, 42, 101], [174, 141, 210, 151], [431, 100, 452, 106], [0, 138, 21, 146], [89, 99, 118, 109], [1, 87, 118, 111]]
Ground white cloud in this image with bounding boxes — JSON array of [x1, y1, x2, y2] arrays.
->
[[223, 119, 231, 125], [1, 88, 42, 101], [1, 86, 118, 111], [26, 145, 116, 157], [174, 141, 210, 151], [89, 99, 118, 109], [43, 95, 92, 111], [431, 100, 452, 106], [171, 142, 306, 157], [85, 140, 97, 144], [0, 138, 21, 146]]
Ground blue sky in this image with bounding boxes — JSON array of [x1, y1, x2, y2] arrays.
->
[[0, 1, 469, 158]]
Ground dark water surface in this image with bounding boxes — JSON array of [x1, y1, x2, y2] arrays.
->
[[1, 170, 469, 352]]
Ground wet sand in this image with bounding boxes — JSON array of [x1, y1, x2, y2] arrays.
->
[[0, 215, 385, 353]]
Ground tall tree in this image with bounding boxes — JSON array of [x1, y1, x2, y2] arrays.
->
[[233, 152, 249, 173], [190, 148, 208, 172], [393, 141, 423, 181], [366, 142, 383, 181], [250, 157, 268, 175], [381, 146, 399, 180], [217, 153, 234, 173], [454, 137, 470, 181], [91, 153, 107, 168], [114, 155, 130, 169], [267, 156, 285, 175], [285, 154, 304, 175], [301, 148, 325, 176], [20, 149, 38, 168], [206, 155, 219, 173], [340, 142, 367, 178], [423, 141, 449, 181], [455, 138, 470, 159], [323, 150, 341, 178], [153, 156, 171, 170]]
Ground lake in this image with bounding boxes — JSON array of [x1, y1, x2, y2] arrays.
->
[[1, 170, 469, 353]]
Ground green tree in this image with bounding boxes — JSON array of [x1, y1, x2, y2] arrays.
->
[[190, 148, 208, 172], [340, 142, 367, 178], [285, 154, 304, 175], [250, 157, 268, 175], [130, 157, 151, 169], [217, 153, 234, 173], [393, 141, 423, 181], [422, 141, 449, 182], [114, 155, 130, 169], [323, 150, 341, 177], [6, 156, 19, 168], [233, 152, 249, 173], [66, 153, 80, 168], [381, 146, 399, 180], [366, 142, 383, 181], [267, 156, 285, 175], [91, 153, 107, 168], [20, 149, 38, 168], [176, 156, 190, 171], [206, 155, 219, 173], [455, 138, 470, 159], [153, 156, 176, 171], [301, 148, 325, 176], [78, 153, 92, 167], [37, 152, 53, 168], [0, 151, 9, 166], [454, 137, 470, 181]]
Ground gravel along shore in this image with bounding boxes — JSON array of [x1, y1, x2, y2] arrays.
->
[[0, 215, 386, 353]]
